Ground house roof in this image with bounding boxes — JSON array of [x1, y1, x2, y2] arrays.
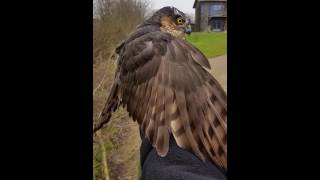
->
[[193, 0, 227, 8]]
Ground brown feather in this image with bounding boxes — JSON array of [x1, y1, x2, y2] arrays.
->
[[96, 27, 227, 171]]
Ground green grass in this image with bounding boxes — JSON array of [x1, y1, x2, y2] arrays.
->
[[186, 32, 227, 58]]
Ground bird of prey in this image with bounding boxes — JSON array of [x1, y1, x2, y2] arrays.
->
[[94, 6, 227, 172]]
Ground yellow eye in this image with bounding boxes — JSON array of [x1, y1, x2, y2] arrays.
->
[[176, 17, 184, 25]]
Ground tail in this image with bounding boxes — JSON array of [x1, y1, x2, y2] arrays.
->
[[93, 83, 120, 133]]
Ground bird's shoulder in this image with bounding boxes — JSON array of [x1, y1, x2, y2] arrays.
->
[[119, 25, 174, 52], [116, 25, 176, 67], [117, 24, 211, 75]]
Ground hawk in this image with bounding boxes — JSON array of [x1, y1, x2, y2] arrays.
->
[[94, 6, 227, 172]]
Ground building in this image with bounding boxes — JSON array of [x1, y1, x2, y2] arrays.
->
[[193, 0, 227, 32]]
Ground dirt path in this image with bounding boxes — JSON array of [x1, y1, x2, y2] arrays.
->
[[209, 55, 227, 93]]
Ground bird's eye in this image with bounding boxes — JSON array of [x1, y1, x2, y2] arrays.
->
[[176, 17, 184, 25]]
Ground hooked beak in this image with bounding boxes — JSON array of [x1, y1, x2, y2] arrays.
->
[[177, 22, 187, 33]]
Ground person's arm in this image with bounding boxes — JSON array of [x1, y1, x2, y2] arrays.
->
[[139, 131, 227, 180]]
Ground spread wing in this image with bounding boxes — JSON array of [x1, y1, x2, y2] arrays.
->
[[118, 31, 227, 170]]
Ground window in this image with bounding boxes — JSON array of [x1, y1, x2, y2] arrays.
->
[[209, 3, 225, 16], [210, 19, 225, 31]]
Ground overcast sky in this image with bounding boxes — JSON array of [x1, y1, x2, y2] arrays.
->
[[150, 0, 195, 15]]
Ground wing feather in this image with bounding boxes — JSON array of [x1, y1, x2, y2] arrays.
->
[[117, 31, 227, 171]]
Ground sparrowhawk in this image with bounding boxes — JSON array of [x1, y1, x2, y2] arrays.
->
[[94, 6, 227, 172]]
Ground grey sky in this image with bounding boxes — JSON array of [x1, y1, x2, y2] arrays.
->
[[150, 0, 195, 15]]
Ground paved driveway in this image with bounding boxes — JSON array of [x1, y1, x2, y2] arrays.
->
[[209, 55, 227, 93]]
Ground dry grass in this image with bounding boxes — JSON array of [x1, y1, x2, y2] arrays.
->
[[93, 52, 142, 180], [93, 1, 149, 180]]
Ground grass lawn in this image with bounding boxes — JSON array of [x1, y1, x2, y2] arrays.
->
[[186, 32, 227, 58]]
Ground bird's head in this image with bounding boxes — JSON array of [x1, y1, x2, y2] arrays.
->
[[144, 6, 187, 39]]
